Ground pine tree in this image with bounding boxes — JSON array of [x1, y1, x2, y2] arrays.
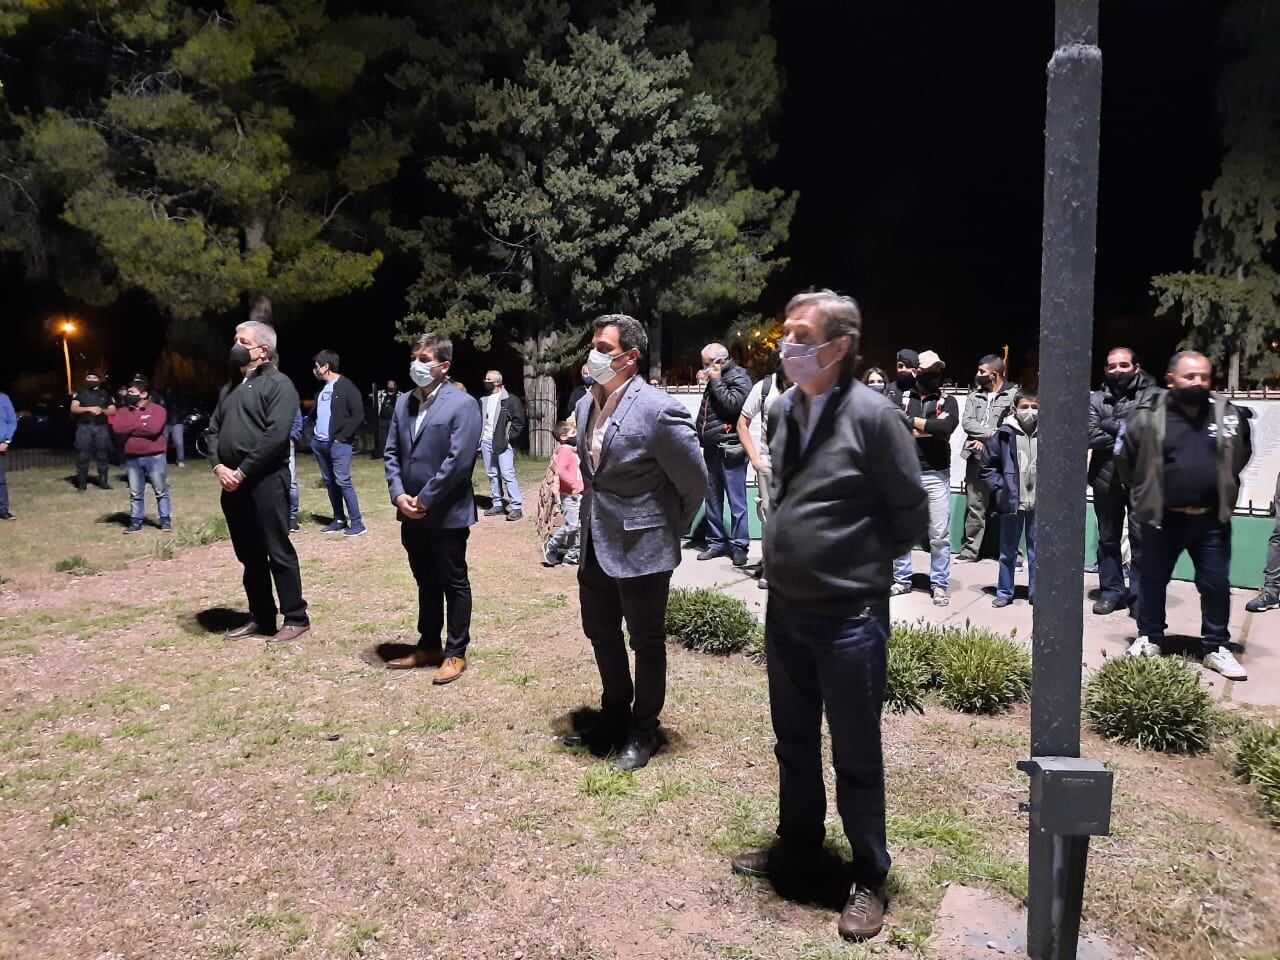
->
[[1151, 0, 1280, 386], [393, 1, 793, 453], [0, 0, 415, 346]]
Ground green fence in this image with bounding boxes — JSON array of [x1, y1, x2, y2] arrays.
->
[[691, 486, 1274, 590]]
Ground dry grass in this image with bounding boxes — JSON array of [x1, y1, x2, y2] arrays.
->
[[1, 458, 1278, 959]]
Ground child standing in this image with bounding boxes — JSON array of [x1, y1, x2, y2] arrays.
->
[[543, 421, 583, 566], [980, 389, 1039, 607]]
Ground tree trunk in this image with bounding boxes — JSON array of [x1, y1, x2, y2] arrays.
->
[[244, 219, 272, 323], [648, 315, 664, 383], [522, 318, 558, 459], [1228, 349, 1241, 392]]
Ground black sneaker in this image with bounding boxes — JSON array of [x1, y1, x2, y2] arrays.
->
[[697, 547, 728, 561], [1245, 591, 1280, 614], [1092, 596, 1120, 616], [991, 596, 1012, 608], [506, 509, 523, 521], [731, 549, 749, 567], [0, 512, 14, 521], [160, 520, 172, 531], [124, 523, 143, 534], [483, 505, 505, 517]]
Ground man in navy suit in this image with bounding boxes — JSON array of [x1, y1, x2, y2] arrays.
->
[[565, 314, 707, 770], [383, 333, 484, 683]]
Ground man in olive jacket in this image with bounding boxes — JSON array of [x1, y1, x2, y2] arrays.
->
[[207, 320, 310, 644], [1117, 351, 1251, 680]]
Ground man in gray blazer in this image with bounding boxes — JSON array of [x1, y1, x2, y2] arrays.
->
[[383, 333, 484, 684], [565, 313, 707, 771]]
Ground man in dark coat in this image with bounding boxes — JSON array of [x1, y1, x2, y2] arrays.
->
[[695, 342, 754, 566]]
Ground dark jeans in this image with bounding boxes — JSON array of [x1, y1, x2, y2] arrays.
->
[[311, 438, 362, 526], [1093, 480, 1141, 607], [0, 450, 8, 515], [703, 444, 749, 552], [1137, 513, 1231, 653], [400, 522, 472, 658], [766, 597, 890, 889], [126, 453, 170, 524], [221, 466, 309, 631], [577, 535, 672, 735], [167, 422, 185, 465], [997, 510, 1036, 601], [74, 423, 111, 486]]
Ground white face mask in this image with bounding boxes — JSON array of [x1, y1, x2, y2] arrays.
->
[[409, 359, 443, 388], [586, 348, 631, 387], [1016, 408, 1039, 427]]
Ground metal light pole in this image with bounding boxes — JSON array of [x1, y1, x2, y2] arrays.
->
[[1018, 2, 1114, 958], [60, 320, 77, 395]]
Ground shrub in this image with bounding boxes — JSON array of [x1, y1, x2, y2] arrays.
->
[[53, 555, 98, 576], [742, 628, 767, 664], [884, 639, 930, 714], [178, 517, 230, 547], [890, 621, 946, 689], [1235, 722, 1280, 822], [935, 628, 1031, 714], [1084, 656, 1215, 753], [664, 588, 758, 655]]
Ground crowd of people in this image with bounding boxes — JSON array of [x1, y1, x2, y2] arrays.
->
[[3, 289, 1277, 944]]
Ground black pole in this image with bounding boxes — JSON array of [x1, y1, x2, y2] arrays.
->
[[1028, 2, 1102, 957]]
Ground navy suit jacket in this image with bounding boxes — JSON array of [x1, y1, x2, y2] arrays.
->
[[384, 382, 483, 529]]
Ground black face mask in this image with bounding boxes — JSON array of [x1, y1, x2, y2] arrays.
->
[[563, 434, 578, 448], [1172, 385, 1209, 407], [976, 374, 994, 389], [230, 343, 253, 366], [1106, 371, 1137, 393], [483, 382, 498, 394], [896, 371, 915, 390], [124, 394, 141, 408], [85, 381, 100, 391], [917, 373, 940, 393]]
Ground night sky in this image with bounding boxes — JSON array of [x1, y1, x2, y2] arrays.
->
[[3, 0, 1225, 402]]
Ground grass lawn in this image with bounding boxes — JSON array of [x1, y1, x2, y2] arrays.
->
[[1, 452, 1278, 959]]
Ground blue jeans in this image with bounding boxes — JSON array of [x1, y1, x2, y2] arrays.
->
[[311, 438, 362, 526], [166, 422, 185, 464], [997, 510, 1036, 601], [288, 442, 299, 525], [481, 439, 522, 509], [766, 598, 890, 889], [546, 493, 581, 559], [0, 450, 8, 515], [126, 453, 170, 524], [1137, 513, 1232, 653], [894, 469, 952, 588], [703, 444, 749, 552]]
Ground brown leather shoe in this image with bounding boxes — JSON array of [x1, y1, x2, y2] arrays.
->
[[226, 621, 268, 640], [268, 624, 311, 644], [432, 656, 467, 684], [729, 843, 817, 881], [838, 885, 886, 941], [729, 848, 771, 878], [386, 648, 445, 670]]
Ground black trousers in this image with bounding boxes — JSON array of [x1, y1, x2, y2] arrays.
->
[[766, 596, 890, 889], [74, 424, 110, 485], [1093, 480, 1142, 607], [577, 535, 672, 735], [400, 522, 472, 657], [221, 466, 309, 630]]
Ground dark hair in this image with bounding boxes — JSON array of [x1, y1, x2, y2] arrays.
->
[[313, 349, 340, 373], [129, 375, 150, 394], [862, 367, 887, 384], [1166, 350, 1208, 374], [1014, 388, 1038, 404], [785, 288, 862, 376], [978, 354, 1006, 376], [553, 420, 573, 441], [593, 314, 648, 356], [412, 334, 453, 364], [1106, 346, 1138, 366]]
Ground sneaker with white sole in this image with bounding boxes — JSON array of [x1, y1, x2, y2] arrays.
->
[[1203, 648, 1247, 681], [889, 582, 911, 598], [1244, 590, 1279, 613], [1124, 636, 1161, 658], [931, 587, 949, 607]]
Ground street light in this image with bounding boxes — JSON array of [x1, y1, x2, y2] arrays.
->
[[59, 319, 77, 395]]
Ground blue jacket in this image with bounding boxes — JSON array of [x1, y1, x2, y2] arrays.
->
[[384, 382, 483, 529], [0, 392, 15, 444], [979, 420, 1036, 516], [576, 376, 707, 579]]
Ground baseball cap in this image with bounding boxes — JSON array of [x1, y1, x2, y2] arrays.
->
[[896, 348, 920, 367], [917, 350, 945, 371]]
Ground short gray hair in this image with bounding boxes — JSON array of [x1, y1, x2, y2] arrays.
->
[[702, 342, 729, 361], [784, 289, 862, 348], [593, 313, 648, 356], [486, 369, 503, 384], [236, 320, 278, 359]]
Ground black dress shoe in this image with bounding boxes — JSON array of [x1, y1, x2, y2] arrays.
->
[[563, 722, 626, 753], [226, 621, 268, 640], [1092, 596, 1120, 615], [613, 732, 658, 771], [731, 549, 749, 567], [697, 547, 728, 561]]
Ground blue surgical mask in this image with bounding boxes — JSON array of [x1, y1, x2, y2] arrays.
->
[[409, 360, 443, 388], [867, 383, 885, 393]]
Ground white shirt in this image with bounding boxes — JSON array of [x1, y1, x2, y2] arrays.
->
[[481, 389, 504, 441], [740, 374, 789, 470], [413, 380, 445, 439]]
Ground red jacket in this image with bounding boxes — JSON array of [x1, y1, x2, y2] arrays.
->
[[112, 402, 168, 457], [552, 443, 582, 495]]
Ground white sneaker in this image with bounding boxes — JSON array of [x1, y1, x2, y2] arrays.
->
[[1124, 636, 1161, 658], [1203, 648, 1247, 681]]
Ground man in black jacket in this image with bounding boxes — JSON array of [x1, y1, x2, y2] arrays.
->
[[730, 289, 927, 943], [696, 342, 753, 566], [479, 370, 527, 520], [1088, 347, 1161, 616], [207, 321, 310, 643], [310, 349, 366, 537]]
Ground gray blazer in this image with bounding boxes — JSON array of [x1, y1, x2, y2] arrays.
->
[[576, 377, 707, 579]]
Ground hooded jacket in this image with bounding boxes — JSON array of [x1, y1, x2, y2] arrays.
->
[[1088, 369, 1162, 487], [979, 416, 1038, 516], [1117, 391, 1252, 525]]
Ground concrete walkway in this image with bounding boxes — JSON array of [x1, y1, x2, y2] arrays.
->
[[671, 542, 1279, 710]]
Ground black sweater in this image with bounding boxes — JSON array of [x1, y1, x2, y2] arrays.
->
[[765, 377, 928, 613], [312, 375, 365, 444], [207, 364, 299, 480]]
